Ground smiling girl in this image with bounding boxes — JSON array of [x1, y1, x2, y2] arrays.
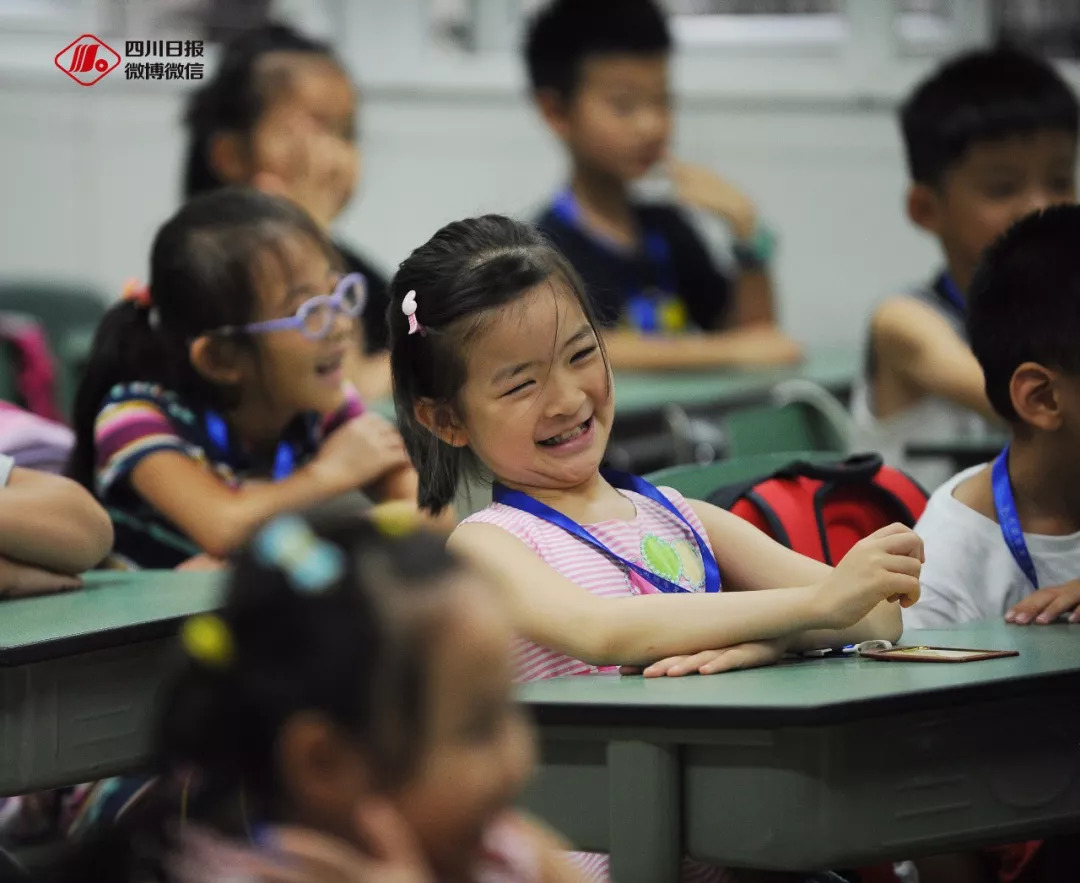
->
[[67, 189, 432, 569]]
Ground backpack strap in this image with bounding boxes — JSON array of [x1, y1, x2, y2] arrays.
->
[[709, 477, 763, 512], [776, 453, 884, 484]]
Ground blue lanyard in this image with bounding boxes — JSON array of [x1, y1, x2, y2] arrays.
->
[[939, 272, 966, 314], [552, 190, 679, 333], [991, 446, 1039, 588], [204, 410, 296, 482], [491, 469, 721, 594]]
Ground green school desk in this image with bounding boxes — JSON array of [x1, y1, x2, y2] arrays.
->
[[0, 570, 223, 796], [519, 621, 1080, 883]]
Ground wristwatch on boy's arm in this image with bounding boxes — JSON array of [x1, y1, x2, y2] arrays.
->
[[732, 223, 777, 271]]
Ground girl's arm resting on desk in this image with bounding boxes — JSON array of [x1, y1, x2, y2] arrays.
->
[[448, 522, 915, 667], [688, 499, 912, 648], [0, 468, 113, 573], [628, 504, 916, 674], [0, 557, 83, 598]]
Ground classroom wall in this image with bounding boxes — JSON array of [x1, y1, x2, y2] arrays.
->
[[0, 77, 938, 349]]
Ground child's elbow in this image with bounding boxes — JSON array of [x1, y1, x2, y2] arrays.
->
[[193, 525, 246, 562], [62, 483, 114, 571], [83, 501, 115, 569], [570, 614, 643, 667]]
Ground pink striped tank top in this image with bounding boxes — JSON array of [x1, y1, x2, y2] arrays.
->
[[462, 485, 734, 883]]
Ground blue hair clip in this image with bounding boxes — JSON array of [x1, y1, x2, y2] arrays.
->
[[253, 515, 345, 593]]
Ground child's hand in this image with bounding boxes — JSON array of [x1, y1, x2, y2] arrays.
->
[[253, 114, 356, 230], [620, 637, 788, 677], [311, 413, 411, 495], [812, 524, 922, 630], [1005, 580, 1080, 625], [669, 158, 757, 240], [0, 556, 81, 598]]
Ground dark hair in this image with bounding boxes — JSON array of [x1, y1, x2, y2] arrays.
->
[[901, 46, 1078, 186], [183, 23, 345, 198], [524, 0, 671, 99], [968, 204, 1080, 421], [67, 188, 337, 491], [31, 514, 461, 883], [388, 215, 607, 514]]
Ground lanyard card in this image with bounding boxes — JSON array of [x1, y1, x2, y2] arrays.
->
[[858, 645, 1019, 663]]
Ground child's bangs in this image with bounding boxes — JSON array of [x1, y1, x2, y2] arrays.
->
[[244, 220, 342, 311], [457, 250, 602, 346]]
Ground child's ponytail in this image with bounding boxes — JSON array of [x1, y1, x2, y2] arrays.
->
[[67, 297, 185, 491]]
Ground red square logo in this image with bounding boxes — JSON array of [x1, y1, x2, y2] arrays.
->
[[55, 34, 121, 86]]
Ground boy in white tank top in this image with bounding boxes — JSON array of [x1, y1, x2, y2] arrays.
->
[[856, 48, 1077, 490]]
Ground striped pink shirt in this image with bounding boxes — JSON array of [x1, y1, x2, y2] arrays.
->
[[463, 485, 733, 883], [463, 485, 716, 682]]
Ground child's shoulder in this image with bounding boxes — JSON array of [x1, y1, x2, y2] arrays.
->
[[92, 382, 203, 440], [457, 502, 549, 553], [870, 273, 963, 337], [868, 291, 969, 369], [98, 381, 197, 422], [916, 464, 998, 545]]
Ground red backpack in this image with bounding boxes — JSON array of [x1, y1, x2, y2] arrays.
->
[[707, 454, 928, 564]]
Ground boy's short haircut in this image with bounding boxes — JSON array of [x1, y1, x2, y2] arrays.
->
[[524, 0, 671, 99], [968, 205, 1080, 421], [900, 47, 1078, 186]]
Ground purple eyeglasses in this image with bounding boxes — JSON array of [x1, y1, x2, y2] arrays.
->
[[213, 273, 366, 341]]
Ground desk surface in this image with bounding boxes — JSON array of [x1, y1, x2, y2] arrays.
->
[[369, 348, 859, 421], [0, 570, 223, 665], [520, 621, 1080, 726]]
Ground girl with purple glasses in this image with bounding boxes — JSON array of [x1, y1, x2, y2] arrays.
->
[[68, 189, 450, 570]]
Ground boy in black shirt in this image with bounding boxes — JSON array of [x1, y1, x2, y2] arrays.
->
[[525, 0, 800, 369]]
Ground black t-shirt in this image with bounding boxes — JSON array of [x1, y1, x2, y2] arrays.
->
[[535, 202, 732, 332], [335, 241, 391, 353]]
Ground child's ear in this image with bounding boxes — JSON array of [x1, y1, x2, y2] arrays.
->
[[208, 131, 252, 186], [189, 335, 246, 387], [535, 89, 573, 141], [414, 399, 468, 448], [278, 712, 371, 833], [906, 182, 944, 236], [1010, 362, 1062, 431]]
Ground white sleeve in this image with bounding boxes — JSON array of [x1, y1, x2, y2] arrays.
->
[[0, 453, 14, 487]]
